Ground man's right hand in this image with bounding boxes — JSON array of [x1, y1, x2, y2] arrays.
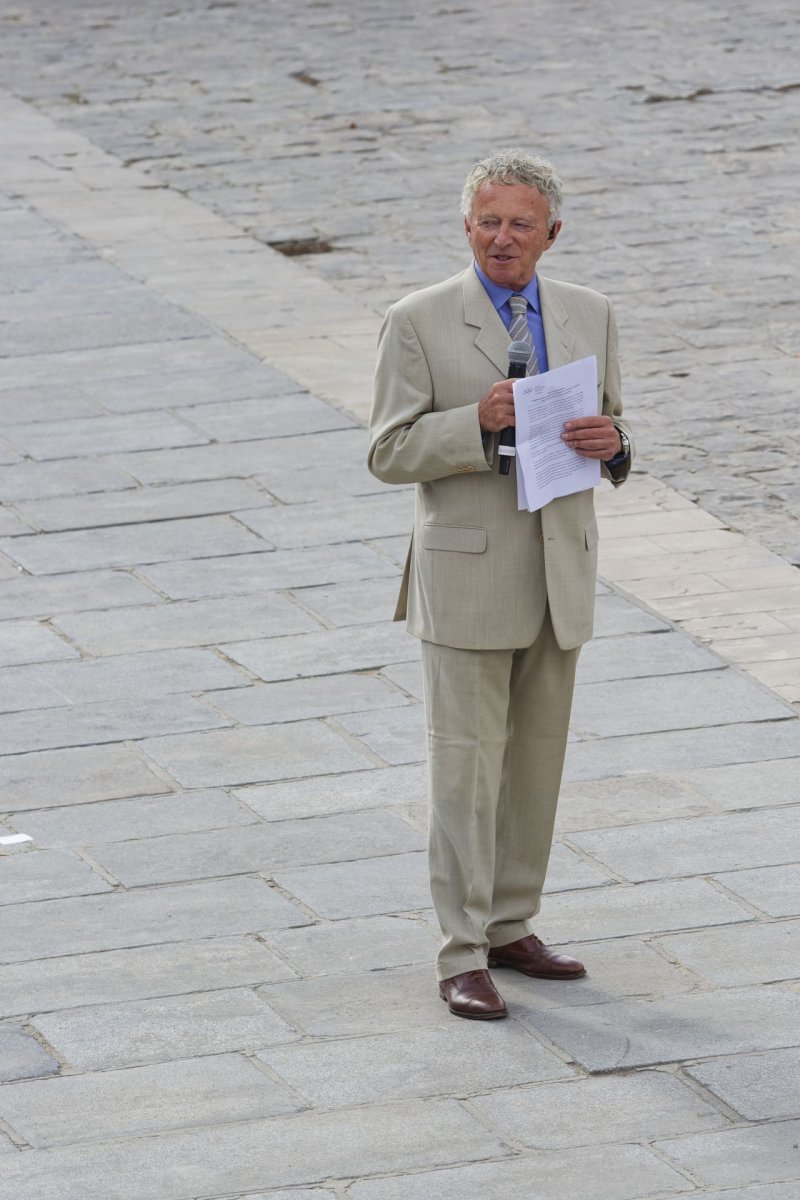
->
[[478, 379, 516, 432]]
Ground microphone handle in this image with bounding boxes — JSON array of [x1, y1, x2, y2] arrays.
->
[[498, 361, 527, 475]]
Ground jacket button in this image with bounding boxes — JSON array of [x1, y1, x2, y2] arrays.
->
[[539, 534, 545, 542], [456, 465, 475, 473]]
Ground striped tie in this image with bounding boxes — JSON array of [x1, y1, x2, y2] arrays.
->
[[509, 293, 539, 376]]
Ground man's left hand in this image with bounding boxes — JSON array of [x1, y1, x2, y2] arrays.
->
[[562, 415, 621, 460]]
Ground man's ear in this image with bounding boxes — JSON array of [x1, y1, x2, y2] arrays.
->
[[547, 219, 562, 244], [464, 215, 474, 246]]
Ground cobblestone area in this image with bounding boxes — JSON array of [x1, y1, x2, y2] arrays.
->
[[0, 0, 798, 560]]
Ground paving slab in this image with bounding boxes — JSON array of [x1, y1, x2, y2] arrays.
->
[[176, 393, 356, 441], [260, 1022, 573, 1107], [591, 592, 670, 637], [236, 489, 414, 550], [0, 877, 307, 965], [0, 1053, 303, 1147], [266, 915, 439, 978], [0, 693, 229, 757], [542, 843, 614, 893], [538, 877, 752, 944], [87, 810, 425, 886], [16, 478, 275, 532], [31, 988, 299, 1070], [657, 918, 800, 986], [346, 1144, 688, 1200], [336, 704, 426, 766], [0, 742, 169, 811], [290, 575, 408, 627], [0, 936, 295, 1018], [523, 985, 800, 1072], [0, 1098, 506, 1200], [236, 762, 427, 821], [4, 410, 208, 461], [569, 807, 800, 882], [139, 719, 374, 788], [0, 647, 249, 713], [713, 865, 800, 918], [470, 1070, 727, 1149], [0, 457, 137, 502], [140, 542, 398, 599], [52, 591, 321, 655], [570, 668, 792, 739], [0, 514, 266, 574], [686, 1047, 800, 1121], [575, 629, 722, 683], [656, 1119, 800, 1191], [0, 620, 78, 667], [0, 569, 159, 621], [275, 850, 430, 920], [0, 847, 110, 905], [205, 672, 409, 725], [0, 1024, 59, 1082], [221, 621, 418, 682], [17, 790, 257, 848]]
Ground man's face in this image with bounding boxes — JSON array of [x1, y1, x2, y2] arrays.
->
[[465, 181, 561, 291]]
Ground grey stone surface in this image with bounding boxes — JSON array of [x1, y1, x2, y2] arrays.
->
[[140, 542, 398, 599], [237, 762, 427, 821], [591, 593, 669, 637], [0, 515, 266, 574], [541, 842, 614, 893], [17, 478, 275, 532], [347, 1145, 688, 1200], [53, 592, 321, 655], [260, 1022, 573, 1106], [260, 966, 449, 1038], [221, 621, 418, 682], [0, 569, 160, 621], [17, 790, 257, 848], [0, 1053, 303, 1147], [291, 575, 407, 627], [0, 743, 169, 811], [682, 758, 800, 809], [275, 851, 430, 920], [177, 393, 355, 441], [205, 672, 409, 725], [686, 1048, 800, 1121], [31, 989, 299, 1070], [0, 458, 137, 503], [0, 848, 110, 905], [714, 865, 800, 918], [0, 1099, 505, 1200], [237, 489, 413, 550], [266, 915, 439, 978], [88, 810, 425, 886], [576, 630, 722, 683], [569, 807, 800, 882], [563, 719, 800, 782], [656, 1120, 800, 1191], [5, 410, 208, 461], [0, 648, 249, 713], [470, 1071, 727, 1149], [539, 877, 752, 944], [139, 719, 374, 788], [0, 937, 295, 1018], [0, 878, 307, 964], [0, 620, 78, 667], [657, 918, 800, 986], [0, 693, 229, 757], [571, 668, 792, 739], [336, 703, 426, 765], [526, 985, 800, 1072], [0, 1024, 59, 1082]]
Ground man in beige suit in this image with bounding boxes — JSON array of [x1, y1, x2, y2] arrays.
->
[[368, 150, 633, 1019]]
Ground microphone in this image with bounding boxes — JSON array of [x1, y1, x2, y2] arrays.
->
[[498, 340, 529, 475]]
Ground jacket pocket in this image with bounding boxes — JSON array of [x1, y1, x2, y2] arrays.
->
[[584, 521, 599, 551], [423, 524, 487, 553]]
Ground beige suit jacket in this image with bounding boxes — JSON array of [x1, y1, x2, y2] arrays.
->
[[368, 266, 633, 651]]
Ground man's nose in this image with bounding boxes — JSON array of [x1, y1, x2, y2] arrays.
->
[[493, 224, 514, 246]]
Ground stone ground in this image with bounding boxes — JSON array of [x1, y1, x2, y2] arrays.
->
[[0, 2, 799, 1198]]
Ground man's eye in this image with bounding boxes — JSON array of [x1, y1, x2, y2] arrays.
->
[[513, 223, 534, 232]]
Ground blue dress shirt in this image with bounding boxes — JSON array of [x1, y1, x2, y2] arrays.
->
[[473, 262, 549, 374]]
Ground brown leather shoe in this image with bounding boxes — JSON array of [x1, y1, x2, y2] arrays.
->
[[488, 934, 586, 979], [438, 969, 508, 1019]]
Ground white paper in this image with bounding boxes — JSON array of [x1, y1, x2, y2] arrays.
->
[[513, 355, 601, 513], [0, 833, 32, 846]]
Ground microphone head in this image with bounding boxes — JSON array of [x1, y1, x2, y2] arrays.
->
[[508, 340, 530, 367]]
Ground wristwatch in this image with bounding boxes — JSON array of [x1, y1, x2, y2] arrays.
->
[[605, 426, 630, 469]]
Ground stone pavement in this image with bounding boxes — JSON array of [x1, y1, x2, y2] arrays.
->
[[0, 3, 799, 1198]]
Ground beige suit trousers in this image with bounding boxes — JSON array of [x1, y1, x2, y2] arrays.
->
[[421, 610, 579, 981]]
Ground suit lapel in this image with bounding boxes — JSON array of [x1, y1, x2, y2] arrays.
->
[[538, 274, 574, 370], [462, 267, 509, 376], [463, 268, 575, 375]]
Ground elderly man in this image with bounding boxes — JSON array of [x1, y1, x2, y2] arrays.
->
[[368, 149, 633, 1020]]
